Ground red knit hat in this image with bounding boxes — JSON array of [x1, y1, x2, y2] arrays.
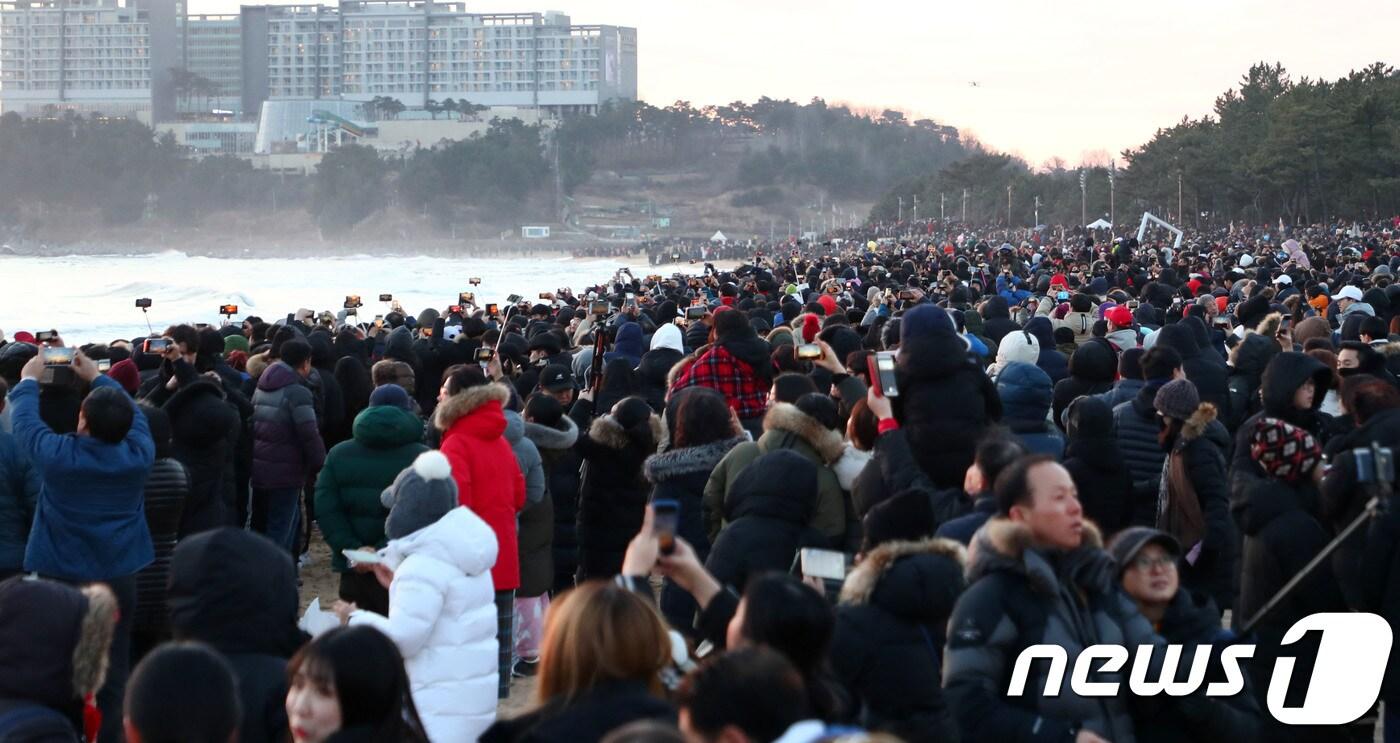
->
[[817, 293, 838, 317], [107, 358, 140, 396], [1250, 417, 1320, 483], [801, 314, 822, 344]]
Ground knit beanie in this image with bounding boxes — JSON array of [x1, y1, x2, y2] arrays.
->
[[1153, 379, 1200, 420], [368, 383, 413, 411], [1250, 417, 1321, 483], [107, 358, 141, 396], [223, 334, 249, 355], [381, 451, 459, 539]]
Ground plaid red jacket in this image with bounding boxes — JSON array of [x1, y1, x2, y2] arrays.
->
[[671, 344, 769, 420]]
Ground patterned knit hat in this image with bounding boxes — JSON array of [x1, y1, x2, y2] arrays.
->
[[1250, 417, 1321, 483]]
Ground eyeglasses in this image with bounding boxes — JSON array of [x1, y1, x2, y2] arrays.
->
[[1129, 555, 1177, 571]]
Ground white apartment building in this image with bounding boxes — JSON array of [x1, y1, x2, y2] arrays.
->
[[185, 13, 240, 112], [0, 0, 154, 121]]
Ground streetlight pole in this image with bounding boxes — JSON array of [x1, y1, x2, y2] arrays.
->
[[1034, 195, 1040, 228], [962, 188, 967, 222], [1079, 169, 1087, 227], [1177, 171, 1183, 225], [1006, 185, 1012, 227], [940, 192, 945, 222], [912, 194, 919, 222], [1108, 160, 1116, 228], [898, 196, 903, 222]]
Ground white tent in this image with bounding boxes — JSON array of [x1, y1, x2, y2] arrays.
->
[[710, 230, 728, 243], [1086, 218, 1113, 230]]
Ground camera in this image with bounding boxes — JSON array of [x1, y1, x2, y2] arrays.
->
[[459, 292, 475, 305], [475, 347, 495, 362], [379, 293, 393, 302], [344, 295, 362, 309], [469, 277, 482, 286], [135, 298, 152, 309], [796, 343, 824, 361], [220, 304, 238, 316]]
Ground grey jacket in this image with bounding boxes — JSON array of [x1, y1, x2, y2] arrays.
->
[[504, 410, 545, 505]]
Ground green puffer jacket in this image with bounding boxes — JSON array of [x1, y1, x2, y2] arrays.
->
[[314, 404, 428, 572]]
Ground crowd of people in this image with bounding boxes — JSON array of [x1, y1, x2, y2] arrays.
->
[[1, 216, 1400, 743]]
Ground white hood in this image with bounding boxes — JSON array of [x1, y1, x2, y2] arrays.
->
[[381, 506, 497, 577], [651, 322, 685, 352]]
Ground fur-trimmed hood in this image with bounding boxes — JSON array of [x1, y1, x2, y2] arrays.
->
[[644, 436, 746, 483], [432, 382, 512, 432], [588, 412, 666, 451], [523, 415, 579, 452], [1179, 402, 1218, 443], [0, 578, 117, 713], [839, 538, 967, 626], [1382, 341, 1400, 358], [966, 518, 1111, 596], [761, 403, 844, 463]]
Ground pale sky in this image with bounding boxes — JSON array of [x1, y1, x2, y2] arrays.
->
[[195, 0, 1400, 165]]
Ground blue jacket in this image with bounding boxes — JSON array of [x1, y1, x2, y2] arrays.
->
[[0, 428, 41, 571], [995, 274, 1031, 305], [9, 376, 155, 580]]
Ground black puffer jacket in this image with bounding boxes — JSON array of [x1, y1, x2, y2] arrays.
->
[[571, 402, 662, 581], [645, 435, 744, 629], [1224, 321, 1281, 431], [523, 416, 582, 594], [1062, 397, 1136, 536], [164, 379, 241, 536], [1113, 380, 1171, 487], [831, 539, 966, 743], [705, 449, 826, 593], [1164, 404, 1236, 613], [944, 519, 1164, 743], [134, 457, 188, 640], [1052, 339, 1117, 429], [1322, 406, 1400, 611], [894, 324, 1002, 491], [1136, 590, 1262, 743], [1156, 321, 1230, 419]]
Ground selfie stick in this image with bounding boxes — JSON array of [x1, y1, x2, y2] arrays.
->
[[141, 305, 153, 335], [1240, 446, 1392, 635]]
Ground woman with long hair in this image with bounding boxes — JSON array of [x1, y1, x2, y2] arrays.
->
[[481, 581, 675, 743], [285, 626, 429, 743]]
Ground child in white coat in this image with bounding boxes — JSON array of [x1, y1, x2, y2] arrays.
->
[[342, 450, 500, 742]]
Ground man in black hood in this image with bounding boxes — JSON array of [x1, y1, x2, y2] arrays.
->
[[168, 528, 307, 743]]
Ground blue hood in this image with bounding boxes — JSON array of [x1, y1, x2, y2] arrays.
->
[[996, 361, 1053, 421]]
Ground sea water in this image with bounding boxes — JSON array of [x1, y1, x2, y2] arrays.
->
[[0, 251, 662, 344]]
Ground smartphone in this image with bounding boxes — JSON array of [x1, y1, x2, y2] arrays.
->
[[35, 330, 59, 343], [143, 338, 171, 354], [135, 298, 152, 309], [796, 343, 824, 361], [485, 303, 500, 317], [826, 284, 841, 294], [219, 304, 238, 316], [869, 351, 899, 398], [96, 358, 112, 372], [505, 294, 523, 305], [590, 301, 609, 316], [475, 347, 495, 362], [379, 293, 393, 302], [898, 289, 916, 301], [41, 346, 75, 365], [459, 292, 474, 305], [373, 314, 384, 326], [344, 295, 362, 309], [447, 305, 463, 315], [469, 277, 482, 286], [798, 547, 849, 582], [539, 292, 551, 300], [341, 549, 382, 566], [652, 499, 680, 555], [685, 305, 707, 320]]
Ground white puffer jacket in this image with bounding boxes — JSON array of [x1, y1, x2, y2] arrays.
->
[[351, 506, 499, 742]]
